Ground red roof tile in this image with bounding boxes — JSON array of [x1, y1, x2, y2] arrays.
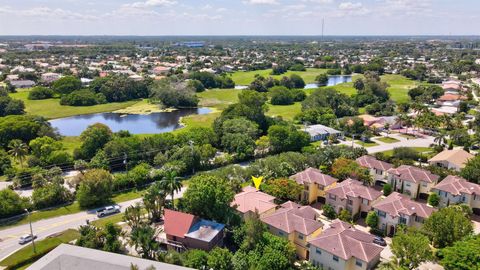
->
[[232, 187, 277, 215], [164, 209, 196, 238], [326, 179, 382, 201], [356, 155, 393, 171], [433, 175, 480, 196], [372, 192, 435, 218], [261, 201, 323, 235], [290, 168, 338, 187], [387, 165, 439, 184]]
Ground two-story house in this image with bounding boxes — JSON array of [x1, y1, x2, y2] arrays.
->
[[387, 165, 439, 200], [432, 175, 480, 214], [290, 168, 338, 204], [372, 192, 435, 236], [325, 179, 382, 218], [428, 149, 473, 172], [231, 186, 277, 219], [308, 220, 384, 270], [261, 201, 323, 259], [356, 155, 393, 185]]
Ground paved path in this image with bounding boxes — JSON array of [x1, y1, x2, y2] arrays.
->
[[0, 187, 186, 261]]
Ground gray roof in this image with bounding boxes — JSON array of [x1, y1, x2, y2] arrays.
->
[[185, 219, 225, 242], [304, 124, 342, 136], [27, 244, 193, 270]]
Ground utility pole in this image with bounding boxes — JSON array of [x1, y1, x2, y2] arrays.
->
[[321, 18, 325, 42], [123, 152, 128, 171], [25, 209, 36, 254], [189, 140, 195, 174]]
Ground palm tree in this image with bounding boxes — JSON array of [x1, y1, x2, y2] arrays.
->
[[8, 140, 29, 168], [434, 130, 447, 147], [159, 170, 182, 210]]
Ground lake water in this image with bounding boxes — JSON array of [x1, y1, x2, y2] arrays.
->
[[236, 75, 352, 90], [50, 108, 212, 136]]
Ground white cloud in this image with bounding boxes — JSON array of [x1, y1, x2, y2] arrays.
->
[[123, 0, 177, 8], [243, 0, 279, 5], [339, 2, 363, 10], [0, 6, 97, 20]]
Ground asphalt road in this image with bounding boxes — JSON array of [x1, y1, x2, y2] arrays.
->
[[0, 188, 186, 261]]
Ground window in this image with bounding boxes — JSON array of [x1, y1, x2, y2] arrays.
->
[[378, 211, 386, 218], [422, 182, 427, 187], [278, 231, 284, 236], [399, 216, 407, 224], [329, 194, 336, 200], [415, 216, 424, 223], [348, 199, 353, 205], [362, 198, 369, 205], [405, 182, 411, 187], [356, 259, 363, 267], [298, 233, 304, 240], [316, 248, 322, 254], [333, 255, 339, 262], [462, 196, 466, 202]]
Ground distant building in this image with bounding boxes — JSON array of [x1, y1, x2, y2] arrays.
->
[[41, 72, 61, 83], [290, 167, 338, 204], [387, 165, 439, 200], [428, 149, 474, 171], [308, 220, 384, 270], [262, 201, 323, 259], [152, 66, 170, 76], [231, 186, 277, 219], [163, 209, 225, 251], [372, 192, 435, 236], [27, 244, 191, 270], [175, 41, 205, 48], [9, 80, 35, 88], [304, 124, 343, 142], [432, 175, 480, 214]]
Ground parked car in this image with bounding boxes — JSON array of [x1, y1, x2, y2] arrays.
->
[[373, 236, 387, 246], [96, 205, 121, 218], [19, 234, 37, 245]]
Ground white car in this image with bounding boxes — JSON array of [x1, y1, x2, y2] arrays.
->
[[19, 234, 36, 245], [96, 205, 121, 218]]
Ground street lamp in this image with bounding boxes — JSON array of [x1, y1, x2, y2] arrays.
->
[[24, 209, 36, 254]]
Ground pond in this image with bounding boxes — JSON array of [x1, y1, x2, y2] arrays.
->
[[304, 75, 353, 89], [49, 108, 212, 136]]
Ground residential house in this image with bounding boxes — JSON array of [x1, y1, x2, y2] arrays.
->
[[372, 192, 435, 236], [357, 115, 401, 131], [432, 175, 480, 214], [387, 165, 439, 200], [152, 66, 170, 76], [26, 244, 192, 270], [41, 72, 61, 83], [356, 155, 393, 185], [261, 201, 323, 259], [304, 124, 343, 142], [290, 168, 338, 204], [163, 209, 225, 251], [325, 179, 382, 218], [308, 220, 384, 270], [9, 80, 35, 88], [231, 186, 277, 219], [442, 80, 463, 93], [436, 93, 467, 107], [428, 149, 474, 171]]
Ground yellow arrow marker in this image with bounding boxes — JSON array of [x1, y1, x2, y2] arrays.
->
[[252, 176, 263, 190]]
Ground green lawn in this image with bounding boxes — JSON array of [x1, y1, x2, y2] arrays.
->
[[398, 133, 417, 139], [198, 89, 240, 109], [91, 213, 124, 228], [60, 136, 81, 155], [0, 189, 145, 228], [230, 68, 328, 85], [267, 102, 302, 120], [376, 137, 400, 144], [9, 91, 139, 119], [0, 229, 79, 269], [381, 147, 433, 157], [355, 140, 379, 147]]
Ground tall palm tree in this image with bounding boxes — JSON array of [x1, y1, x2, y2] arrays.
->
[[434, 130, 447, 147], [159, 170, 182, 210], [8, 140, 29, 168]]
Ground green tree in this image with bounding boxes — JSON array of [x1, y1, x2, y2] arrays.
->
[[338, 209, 352, 222], [427, 193, 439, 207], [391, 228, 433, 269], [316, 73, 329, 86], [331, 157, 373, 184], [422, 206, 473, 248], [182, 174, 236, 224], [28, 86, 55, 100], [52, 76, 82, 94], [143, 182, 167, 222], [124, 203, 144, 230], [233, 212, 266, 251], [129, 224, 159, 260], [32, 182, 73, 209], [8, 139, 29, 168], [77, 225, 104, 249], [207, 248, 233, 270], [0, 189, 30, 218], [365, 211, 379, 228], [0, 149, 12, 175], [322, 204, 337, 219], [103, 222, 122, 253], [182, 249, 208, 269], [76, 169, 113, 208], [460, 155, 480, 184], [76, 123, 113, 159], [159, 170, 182, 210], [261, 178, 302, 203], [267, 124, 310, 153], [383, 183, 392, 196], [440, 234, 480, 270]]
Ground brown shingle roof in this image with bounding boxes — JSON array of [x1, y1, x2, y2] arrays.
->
[[356, 155, 393, 171], [261, 201, 323, 235], [309, 220, 383, 262], [290, 168, 338, 187], [326, 179, 382, 201], [433, 175, 480, 196], [387, 165, 439, 184], [232, 186, 277, 215], [372, 192, 435, 218], [428, 149, 474, 169]]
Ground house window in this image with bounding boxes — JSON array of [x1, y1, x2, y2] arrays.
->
[[348, 199, 353, 205], [316, 248, 322, 254], [356, 259, 363, 267], [329, 194, 336, 200], [462, 196, 466, 202], [278, 231, 284, 236], [378, 211, 386, 218], [362, 198, 369, 205], [298, 233, 304, 240], [415, 216, 424, 223], [399, 217, 407, 224], [422, 182, 427, 187], [405, 182, 411, 187], [333, 255, 339, 262]]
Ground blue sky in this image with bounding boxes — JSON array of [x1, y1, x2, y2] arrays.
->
[[0, 0, 478, 35]]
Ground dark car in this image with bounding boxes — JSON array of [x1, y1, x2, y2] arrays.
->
[[373, 236, 387, 246]]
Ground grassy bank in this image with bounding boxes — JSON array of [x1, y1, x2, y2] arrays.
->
[[0, 229, 79, 269], [9, 91, 139, 119], [230, 68, 328, 85]]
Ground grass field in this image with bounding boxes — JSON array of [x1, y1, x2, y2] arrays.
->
[[355, 140, 379, 147], [0, 229, 79, 269], [230, 68, 328, 85], [376, 137, 400, 144], [381, 147, 433, 157], [60, 136, 81, 154], [9, 91, 139, 119]]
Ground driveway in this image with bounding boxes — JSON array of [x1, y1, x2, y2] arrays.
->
[[341, 132, 435, 154]]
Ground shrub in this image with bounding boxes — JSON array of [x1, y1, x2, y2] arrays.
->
[[427, 192, 440, 207], [383, 183, 392, 196], [322, 204, 337, 219], [28, 87, 55, 100], [338, 209, 352, 222], [60, 89, 107, 106], [0, 189, 30, 218], [366, 211, 379, 228]]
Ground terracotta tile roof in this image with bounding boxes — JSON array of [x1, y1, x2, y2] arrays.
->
[[433, 175, 480, 196], [356, 155, 393, 172], [308, 220, 384, 262], [232, 186, 277, 215], [261, 201, 323, 235], [164, 209, 196, 238], [428, 149, 474, 169], [438, 93, 467, 101], [326, 179, 382, 201], [372, 192, 435, 218], [387, 165, 439, 184], [290, 168, 338, 187]]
